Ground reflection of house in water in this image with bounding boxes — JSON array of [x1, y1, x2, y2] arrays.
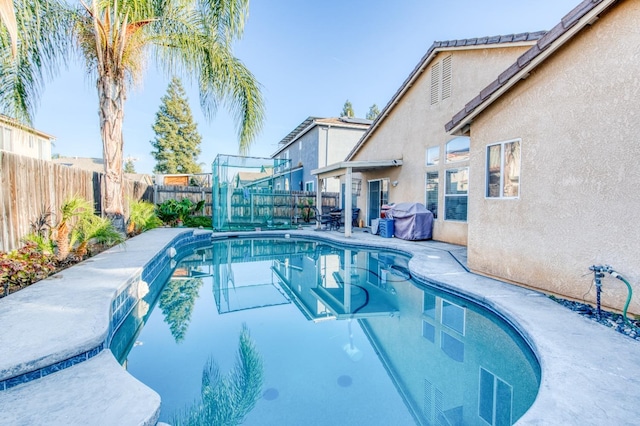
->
[[209, 239, 400, 322], [203, 238, 539, 425], [210, 239, 330, 314], [360, 282, 540, 425]]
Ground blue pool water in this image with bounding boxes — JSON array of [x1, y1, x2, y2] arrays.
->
[[111, 237, 540, 425]]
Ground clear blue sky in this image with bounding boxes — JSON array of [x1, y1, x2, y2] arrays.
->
[[33, 0, 579, 175]]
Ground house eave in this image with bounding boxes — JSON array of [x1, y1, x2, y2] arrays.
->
[[446, 0, 617, 135], [311, 159, 403, 180]]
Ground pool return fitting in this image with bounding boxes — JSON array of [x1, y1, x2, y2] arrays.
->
[[589, 265, 635, 327]]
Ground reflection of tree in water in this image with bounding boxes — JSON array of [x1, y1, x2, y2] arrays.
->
[[172, 324, 264, 425], [158, 278, 204, 343]]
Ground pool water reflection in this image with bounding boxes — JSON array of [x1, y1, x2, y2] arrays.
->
[[112, 237, 540, 425]]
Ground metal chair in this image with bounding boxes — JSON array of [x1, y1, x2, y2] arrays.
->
[[313, 207, 334, 230]]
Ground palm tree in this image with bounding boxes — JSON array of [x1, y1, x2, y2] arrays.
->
[[0, 0, 17, 57], [3, 0, 264, 231], [55, 196, 93, 261], [71, 213, 125, 258]]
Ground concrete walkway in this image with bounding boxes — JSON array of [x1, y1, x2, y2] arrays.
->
[[1, 227, 639, 425]]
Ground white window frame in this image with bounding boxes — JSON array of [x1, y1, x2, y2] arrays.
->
[[444, 167, 468, 222], [425, 171, 438, 219], [485, 138, 521, 199], [304, 181, 314, 192], [445, 136, 470, 163], [425, 145, 439, 166], [440, 299, 466, 336], [478, 367, 513, 426]]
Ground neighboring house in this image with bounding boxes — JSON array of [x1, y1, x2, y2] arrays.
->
[[314, 32, 545, 243], [0, 115, 53, 161], [54, 156, 153, 184], [272, 116, 371, 194], [445, 0, 639, 314]]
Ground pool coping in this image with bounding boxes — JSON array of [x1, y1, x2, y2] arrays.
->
[[1, 228, 639, 425]]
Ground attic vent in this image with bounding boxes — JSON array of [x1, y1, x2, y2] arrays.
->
[[430, 62, 441, 105], [442, 55, 452, 100]]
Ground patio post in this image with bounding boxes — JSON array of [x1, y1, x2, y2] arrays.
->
[[316, 176, 323, 229], [345, 167, 353, 237]]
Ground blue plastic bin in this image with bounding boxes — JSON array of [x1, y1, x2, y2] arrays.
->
[[379, 219, 394, 238]]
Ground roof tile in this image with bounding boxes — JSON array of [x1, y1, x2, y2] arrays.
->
[[498, 62, 521, 84], [517, 44, 542, 67], [480, 79, 502, 100], [348, 31, 546, 159], [562, 0, 603, 29], [447, 0, 614, 133], [537, 23, 567, 51], [465, 95, 483, 113]]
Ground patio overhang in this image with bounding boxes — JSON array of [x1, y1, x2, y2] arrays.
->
[[311, 159, 402, 238], [311, 159, 402, 180]]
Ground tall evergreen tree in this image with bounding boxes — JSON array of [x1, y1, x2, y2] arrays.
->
[[124, 157, 136, 173], [366, 104, 380, 120], [341, 99, 355, 118], [151, 78, 203, 174]]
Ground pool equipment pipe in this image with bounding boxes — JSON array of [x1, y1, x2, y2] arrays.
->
[[589, 265, 635, 327]]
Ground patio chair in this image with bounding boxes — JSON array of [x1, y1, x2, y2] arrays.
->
[[313, 207, 334, 230], [352, 208, 361, 227]]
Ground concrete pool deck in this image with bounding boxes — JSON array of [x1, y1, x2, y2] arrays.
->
[[1, 227, 639, 425]]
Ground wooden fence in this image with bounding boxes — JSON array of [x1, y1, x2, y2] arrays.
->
[[0, 151, 344, 251], [154, 185, 213, 216], [0, 151, 152, 252]]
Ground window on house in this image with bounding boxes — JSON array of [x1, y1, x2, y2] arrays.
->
[[479, 368, 513, 426], [422, 320, 435, 343], [0, 127, 12, 151], [305, 181, 314, 192], [426, 146, 439, 166], [445, 168, 468, 221], [446, 136, 470, 163], [423, 292, 436, 319], [441, 299, 465, 335], [430, 55, 452, 105], [486, 139, 521, 198], [425, 172, 438, 219], [441, 331, 464, 362]]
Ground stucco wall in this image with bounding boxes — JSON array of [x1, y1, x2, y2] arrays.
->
[[319, 125, 368, 193], [352, 45, 533, 245], [467, 2, 640, 314], [0, 124, 52, 161]]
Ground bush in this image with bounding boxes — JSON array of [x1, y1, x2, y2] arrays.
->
[[183, 216, 212, 228], [0, 242, 57, 296], [128, 200, 162, 236], [156, 199, 205, 226]]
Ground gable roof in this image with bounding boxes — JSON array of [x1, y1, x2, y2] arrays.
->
[[272, 116, 371, 157], [0, 114, 55, 140], [445, 0, 618, 134], [345, 31, 546, 161]]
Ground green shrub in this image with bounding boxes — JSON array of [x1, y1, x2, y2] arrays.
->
[[183, 216, 212, 228], [156, 198, 205, 226], [128, 200, 162, 235]]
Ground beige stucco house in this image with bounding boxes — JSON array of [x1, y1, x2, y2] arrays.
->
[[446, 0, 640, 314], [0, 115, 53, 161], [313, 32, 546, 244]]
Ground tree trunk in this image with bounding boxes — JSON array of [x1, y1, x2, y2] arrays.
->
[[97, 74, 126, 232]]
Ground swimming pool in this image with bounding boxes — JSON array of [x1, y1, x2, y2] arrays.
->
[[111, 236, 540, 425]]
